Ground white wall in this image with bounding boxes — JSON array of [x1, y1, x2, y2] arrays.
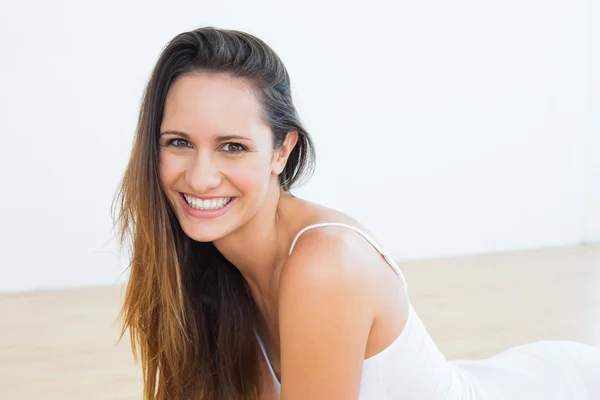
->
[[586, 0, 600, 242], [0, 0, 597, 292]]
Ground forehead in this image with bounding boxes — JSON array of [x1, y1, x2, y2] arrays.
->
[[160, 72, 267, 135]]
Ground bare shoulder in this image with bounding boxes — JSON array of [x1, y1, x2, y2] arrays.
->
[[276, 224, 378, 398], [278, 215, 395, 324], [281, 221, 378, 288]]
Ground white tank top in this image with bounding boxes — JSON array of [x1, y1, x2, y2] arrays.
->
[[256, 223, 599, 399]]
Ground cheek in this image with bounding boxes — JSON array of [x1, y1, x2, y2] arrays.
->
[[224, 155, 273, 192], [159, 152, 184, 186]]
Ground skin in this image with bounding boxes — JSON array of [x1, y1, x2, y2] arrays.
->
[[159, 72, 409, 399]]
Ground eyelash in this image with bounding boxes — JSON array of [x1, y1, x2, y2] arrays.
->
[[165, 138, 192, 148], [221, 142, 248, 153], [163, 138, 248, 154]]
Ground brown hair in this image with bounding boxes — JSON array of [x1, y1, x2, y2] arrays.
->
[[112, 27, 315, 399]]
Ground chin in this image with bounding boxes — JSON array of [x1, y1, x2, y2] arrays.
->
[[179, 221, 230, 243]]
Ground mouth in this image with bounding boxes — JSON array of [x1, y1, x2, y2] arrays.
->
[[181, 193, 233, 210]]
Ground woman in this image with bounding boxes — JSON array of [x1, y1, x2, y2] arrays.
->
[[113, 26, 600, 400]]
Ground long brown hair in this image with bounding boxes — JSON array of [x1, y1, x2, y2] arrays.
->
[[112, 27, 315, 399]]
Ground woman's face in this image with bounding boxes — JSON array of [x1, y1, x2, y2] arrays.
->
[[158, 72, 290, 242]]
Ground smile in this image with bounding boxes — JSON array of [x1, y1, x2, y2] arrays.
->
[[182, 194, 233, 210]]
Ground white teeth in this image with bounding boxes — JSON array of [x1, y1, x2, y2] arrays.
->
[[183, 194, 232, 210]]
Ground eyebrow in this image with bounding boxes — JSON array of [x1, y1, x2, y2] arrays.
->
[[160, 130, 253, 142]]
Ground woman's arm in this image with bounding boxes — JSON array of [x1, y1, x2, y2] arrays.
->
[[278, 231, 377, 400]]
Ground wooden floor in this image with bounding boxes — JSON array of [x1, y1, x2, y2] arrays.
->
[[1, 244, 599, 399]]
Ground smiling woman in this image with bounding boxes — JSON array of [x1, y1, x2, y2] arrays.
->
[[112, 26, 315, 400], [112, 26, 600, 400]]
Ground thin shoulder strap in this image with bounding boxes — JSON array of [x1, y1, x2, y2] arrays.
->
[[289, 222, 407, 287], [255, 334, 281, 386]]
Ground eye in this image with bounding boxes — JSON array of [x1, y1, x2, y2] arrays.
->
[[221, 142, 247, 153], [166, 138, 192, 148]]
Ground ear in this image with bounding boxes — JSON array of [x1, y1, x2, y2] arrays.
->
[[272, 131, 299, 175]]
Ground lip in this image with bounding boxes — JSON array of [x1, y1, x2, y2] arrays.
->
[[182, 193, 230, 200], [178, 193, 235, 219]]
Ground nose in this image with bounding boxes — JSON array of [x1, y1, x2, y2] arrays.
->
[[185, 151, 222, 194]]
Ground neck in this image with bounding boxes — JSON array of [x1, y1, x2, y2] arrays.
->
[[213, 188, 296, 299]]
